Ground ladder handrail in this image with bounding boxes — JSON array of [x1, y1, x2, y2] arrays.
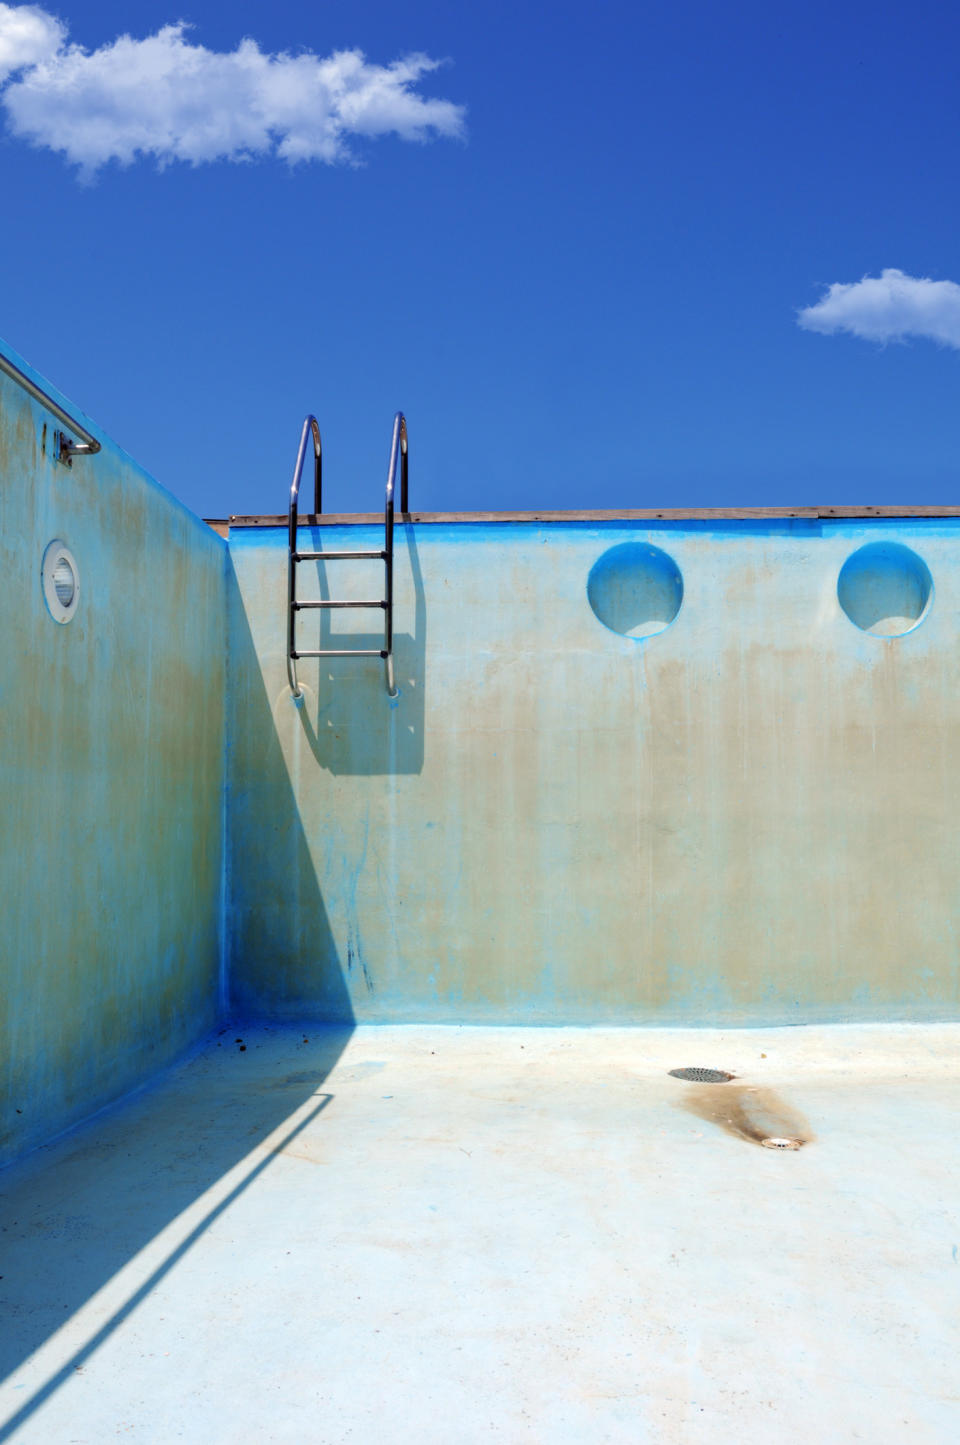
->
[[386, 410, 409, 514], [287, 416, 322, 696], [287, 414, 322, 549], [383, 412, 409, 698]]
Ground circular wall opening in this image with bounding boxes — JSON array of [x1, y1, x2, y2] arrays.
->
[[42, 539, 80, 624], [587, 542, 683, 639], [837, 542, 932, 637]]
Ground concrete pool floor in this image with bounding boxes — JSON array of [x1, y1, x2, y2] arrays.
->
[[2, 1024, 959, 1444]]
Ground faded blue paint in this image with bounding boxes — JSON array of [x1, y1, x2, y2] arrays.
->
[[228, 515, 960, 1026], [7, 335, 960, 1162], [0, 337, 227, 1166]]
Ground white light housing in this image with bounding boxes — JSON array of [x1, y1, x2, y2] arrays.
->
[[42, 539, 80, 624]]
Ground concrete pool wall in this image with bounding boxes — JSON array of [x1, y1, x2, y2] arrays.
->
[[228, 515, 960, 1026], [4, 339, 960, 1164], [0, 342, 227, 1166]]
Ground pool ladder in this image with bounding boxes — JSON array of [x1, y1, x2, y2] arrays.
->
[[287, 412, 408, 700]]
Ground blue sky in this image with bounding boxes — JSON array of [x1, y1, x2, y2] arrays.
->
[[1, 0, 959, 517]]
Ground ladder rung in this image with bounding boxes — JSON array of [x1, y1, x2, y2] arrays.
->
[[294, 550, 386, 562], [292, 649, 388, 659], [294, 599, 386, 610]]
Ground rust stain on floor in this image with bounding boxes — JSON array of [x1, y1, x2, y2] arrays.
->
[[677, 1081, 814, 1148]]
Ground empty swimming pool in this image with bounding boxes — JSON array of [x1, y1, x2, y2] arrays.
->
[[3, 337, 960, 1441]]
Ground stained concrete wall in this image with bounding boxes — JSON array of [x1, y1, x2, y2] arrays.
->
[[228, 516, 960, 1025], [0, 341, 227, 1164], [6, 331, 958, 1165]]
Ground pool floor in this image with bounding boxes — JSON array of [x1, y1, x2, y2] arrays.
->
[[2, 1023, 959, 1443]]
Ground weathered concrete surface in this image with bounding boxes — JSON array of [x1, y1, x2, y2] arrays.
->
[[1, 1024, 958, 1443], [228, 518, 960, 1024], [0, 340, 227, 1165]]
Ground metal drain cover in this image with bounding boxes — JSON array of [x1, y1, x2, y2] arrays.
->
[[761, 1136, 803, 1150], [668, 1066, 734, 1083]]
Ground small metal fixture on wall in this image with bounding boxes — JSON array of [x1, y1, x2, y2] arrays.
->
[[54, 429, 98, 466], [0, 348, 101, 462]]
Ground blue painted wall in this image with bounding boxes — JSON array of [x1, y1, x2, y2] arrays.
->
[[0, 341, 227, 1166], [228, 516, 960, 1025], [6, 337, 960, 1164]]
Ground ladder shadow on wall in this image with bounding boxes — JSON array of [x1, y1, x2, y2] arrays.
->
[[295, 520, 426, 776], [229, 550, 357, 1020]]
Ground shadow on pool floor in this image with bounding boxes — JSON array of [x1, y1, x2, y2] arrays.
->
[[0, 1025, 353, 1440]]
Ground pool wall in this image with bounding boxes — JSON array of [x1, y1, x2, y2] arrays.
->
[[228, 517, 960, 1025], [6, 337, 960, 1164], [0, 343, 227, 1165]]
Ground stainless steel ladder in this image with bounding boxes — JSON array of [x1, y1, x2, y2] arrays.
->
[[287, 411, 408, 700]]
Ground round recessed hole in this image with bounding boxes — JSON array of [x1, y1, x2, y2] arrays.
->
[[837, 542, 932, 637], [587, 542, 683, 639], [668, 1067, 734, 1083], [42, 540, 80, 624], [761, 1136, 803, 1151]]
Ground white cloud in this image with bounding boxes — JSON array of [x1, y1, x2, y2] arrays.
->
[[798, 268, 960, 350], [0, 2, 62, 82], [0, 8, 465, 177]]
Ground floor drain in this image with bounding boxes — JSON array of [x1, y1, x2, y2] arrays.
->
[[668, 1067, 734, 1083], [761, 1136, 803, 1150]]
